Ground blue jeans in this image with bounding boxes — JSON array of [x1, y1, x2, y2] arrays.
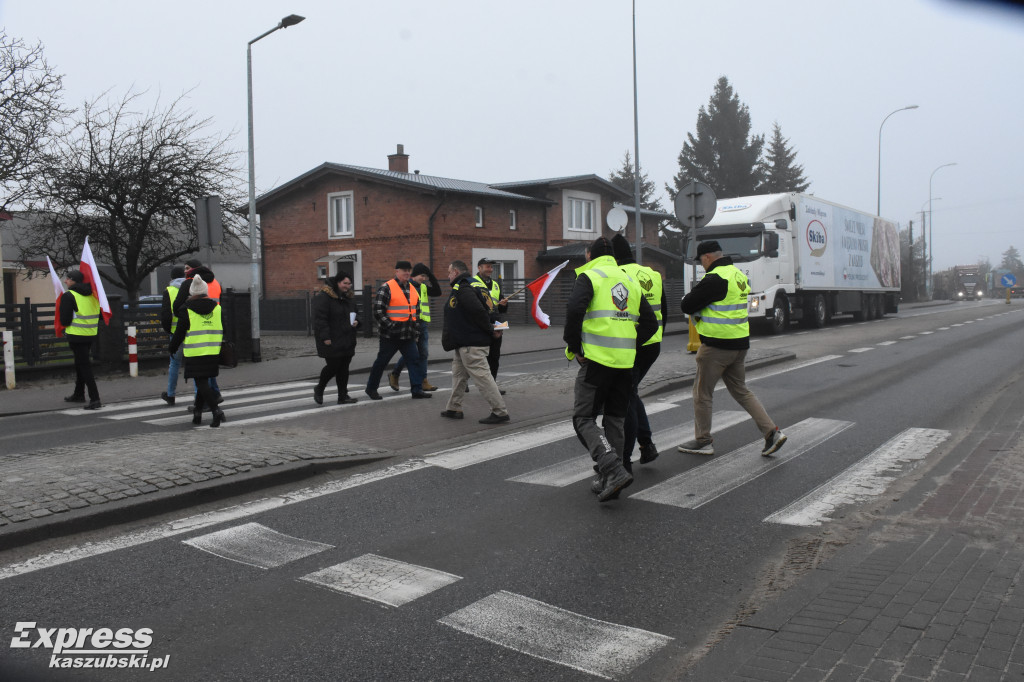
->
[[367, 336, 423, 393], [623, 342, 661, 468], [393, 321, 429, 380], [167, 340, 183, 396]]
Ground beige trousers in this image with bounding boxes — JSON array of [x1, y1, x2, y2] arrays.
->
[[693, 344, 775, 442], [445, 345, 508, 417]]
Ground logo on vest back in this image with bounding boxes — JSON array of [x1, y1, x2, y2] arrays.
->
[[610, 282, 629, 311]]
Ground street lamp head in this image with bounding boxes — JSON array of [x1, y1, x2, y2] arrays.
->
[[280, 14, 305, 28], [905, 105, 919, 110]]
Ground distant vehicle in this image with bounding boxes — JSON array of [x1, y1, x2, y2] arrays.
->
[[686, 193, 901, 333], [123, 295, 162, 320], [951, 265, 985, 300]]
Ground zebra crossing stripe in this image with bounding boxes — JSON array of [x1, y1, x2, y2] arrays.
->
[[106, 387, 317, 420], [299, 554, 461, 607], [439, 590, 672, 680], [653, 355, 843, 404], [58, 381, 318, 416], [764, 427, 950, 527], [507, 410, 748, 487], [630, 418, 854, 509], [182, 522, 333, 569]]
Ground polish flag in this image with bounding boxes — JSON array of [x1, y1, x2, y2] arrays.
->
[[46, 256, 66, 337], [526, 260, 570, 329], [79, 237, 112, 324]]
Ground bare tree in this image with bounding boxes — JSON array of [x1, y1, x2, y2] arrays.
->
[[23, 89, 244, 299], [0, 31, 69, 210]]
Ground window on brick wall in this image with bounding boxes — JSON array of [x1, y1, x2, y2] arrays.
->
[[509, 209, 517, 230], [328, 191, 354, 238], [567, 197, 595, 233], [475, 206, 484, 228]]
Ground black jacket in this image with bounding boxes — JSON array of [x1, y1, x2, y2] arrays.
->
[[161, 277, 186, 334], [172, 266, 218, 318], [59, 282, 96, 346], [442, 273, 494, 350], [562, 271, 658, 360], [680, 256, 749, 350], [312, 283, 359, 358], [169, 296, 221, 379]]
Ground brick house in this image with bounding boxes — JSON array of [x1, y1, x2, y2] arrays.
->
[[255, 145, 676, 297]]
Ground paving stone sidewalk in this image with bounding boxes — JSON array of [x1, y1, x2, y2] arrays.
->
[[687, 396, 1024, 681]]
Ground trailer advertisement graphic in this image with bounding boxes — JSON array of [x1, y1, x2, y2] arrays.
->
[[798, 197, 899, 290]]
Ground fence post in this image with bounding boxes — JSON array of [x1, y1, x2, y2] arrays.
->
[[2, 329, 14, 389], [98, 294, 124, 367], [362, 286, 375, 338], [127, 325, 138, 377], [20, 298, 36, 366]]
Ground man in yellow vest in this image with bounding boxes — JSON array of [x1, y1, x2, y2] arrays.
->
[[159, 264, 187, 404], [611, 234, 665, 470], [389, 262, 441, 392], [564, 236, 657, 503], [365, 260, 432, 400], [59, 269, 102, 409], [678, 240, 787, 457], [474, 257, 509, 394]]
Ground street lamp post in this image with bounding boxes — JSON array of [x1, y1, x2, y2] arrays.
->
[[927, 162, 957, 299], [877, 105, 918, 216], [247, 14, 305, 362]]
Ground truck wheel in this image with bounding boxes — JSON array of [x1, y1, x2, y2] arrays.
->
[[767, 295, 789, 334], [874, 295, 885, 318], [810, 294, 828, 328]]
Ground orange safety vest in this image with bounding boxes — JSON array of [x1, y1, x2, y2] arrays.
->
[[385, 279, 419, 322], [207, 279, 222, 302]]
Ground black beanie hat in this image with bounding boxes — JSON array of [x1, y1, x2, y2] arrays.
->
[[588, 236, 613, 260], [696, 240, 723, 257], [66, 269, 84, 283], [611, 234, 635, 265], [411, 263, 430, 277]]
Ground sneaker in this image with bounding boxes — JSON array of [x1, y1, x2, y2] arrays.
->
[[365, 388, 383, 401], [83, 399, 102, 411], [677, 438, 714, 455], [638, 442, 659, 464], [421, 379, 439, 391], [762, 428, 788, 457], [313, 385, 324, 405], [64, 394, 86, 403], [388, 372, 400, 392], [411, 391, 433, 399], [440, 410, 464, 420], [598, 467, 633, 502], [160, 391, 175, 406], [478, 413, 510, 425]]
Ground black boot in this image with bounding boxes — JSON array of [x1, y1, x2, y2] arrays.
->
[[210, 409, 226, 428]]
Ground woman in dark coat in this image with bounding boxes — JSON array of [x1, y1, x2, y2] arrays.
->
[[312, 273, 360, 405], [169, 276, 226, 427]]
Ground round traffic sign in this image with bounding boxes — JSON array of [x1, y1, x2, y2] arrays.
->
[[673, 181, 717, 230]]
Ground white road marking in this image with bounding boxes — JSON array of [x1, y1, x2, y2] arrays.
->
[[764, 428, 950, 526], [918, 331, 934, 335], [106, 387, 317, 420], [937, 327, 950, 330], [877, 341, 898, 346], [217, 389, 453, 427], [655, 354, 843, 404], [299, 554, 461, 607], [952, 323, 964, 327], [439, 590, 672, 680], [848, 348, 874, 353], [58, 381, 318, 416], [899, 336, 917, 340], [507, 411, 749, 487], [182, 522, 332, 569], [630, 418, 854, 509], [0, 460, 429, 580]]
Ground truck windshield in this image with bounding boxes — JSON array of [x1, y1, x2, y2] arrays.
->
[[685, 224, 767, 264]]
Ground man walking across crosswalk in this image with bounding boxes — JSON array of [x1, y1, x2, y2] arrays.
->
[[564, 236, 657, 502], [678, 240, 787, 457]]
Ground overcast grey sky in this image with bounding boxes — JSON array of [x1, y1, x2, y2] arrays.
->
[[4, 0, 1023, 271]]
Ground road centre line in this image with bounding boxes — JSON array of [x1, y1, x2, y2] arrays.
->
[[0, 460, 430, 581], [848, 348, 874, 353], [764, 427, 951, 527], [438, 590, 672, 680]]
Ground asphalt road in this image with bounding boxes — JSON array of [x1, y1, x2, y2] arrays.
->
[[2, 300, 1021, 681]]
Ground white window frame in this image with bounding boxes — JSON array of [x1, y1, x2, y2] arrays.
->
[[328, 191, 355, 239], [509, 209, 517, 231], [475, 206, 484, 228], [562, 189, 601, 239]]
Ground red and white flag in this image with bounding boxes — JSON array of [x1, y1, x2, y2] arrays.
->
[[79, 237, 112, 325], [526, 259, 570, 329], [46, 256, 66, 337]]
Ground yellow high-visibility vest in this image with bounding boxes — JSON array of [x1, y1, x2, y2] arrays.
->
[[694, 263, 750, 339], [620, 262, 663, 345], [576, 255, 641, 369], [66, 291, 100, 337], [183, 306, 223, 357]]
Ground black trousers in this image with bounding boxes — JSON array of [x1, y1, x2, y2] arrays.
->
[[69, 339, 99, 400], [193, 376, 219, 413], [318, 355, 353, 398], [487, 333, 503, 380]]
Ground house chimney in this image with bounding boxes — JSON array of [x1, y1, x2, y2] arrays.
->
[[387, 144, 409, 173]]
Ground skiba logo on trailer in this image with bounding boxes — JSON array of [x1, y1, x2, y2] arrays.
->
[[719, 202, 752, 212], [806, 220, 828, 257]]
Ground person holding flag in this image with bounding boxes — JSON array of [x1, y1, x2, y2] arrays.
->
[[58, 269, 102, 409]]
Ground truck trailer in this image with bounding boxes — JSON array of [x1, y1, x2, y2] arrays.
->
[[686, 193, 901, 333]]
